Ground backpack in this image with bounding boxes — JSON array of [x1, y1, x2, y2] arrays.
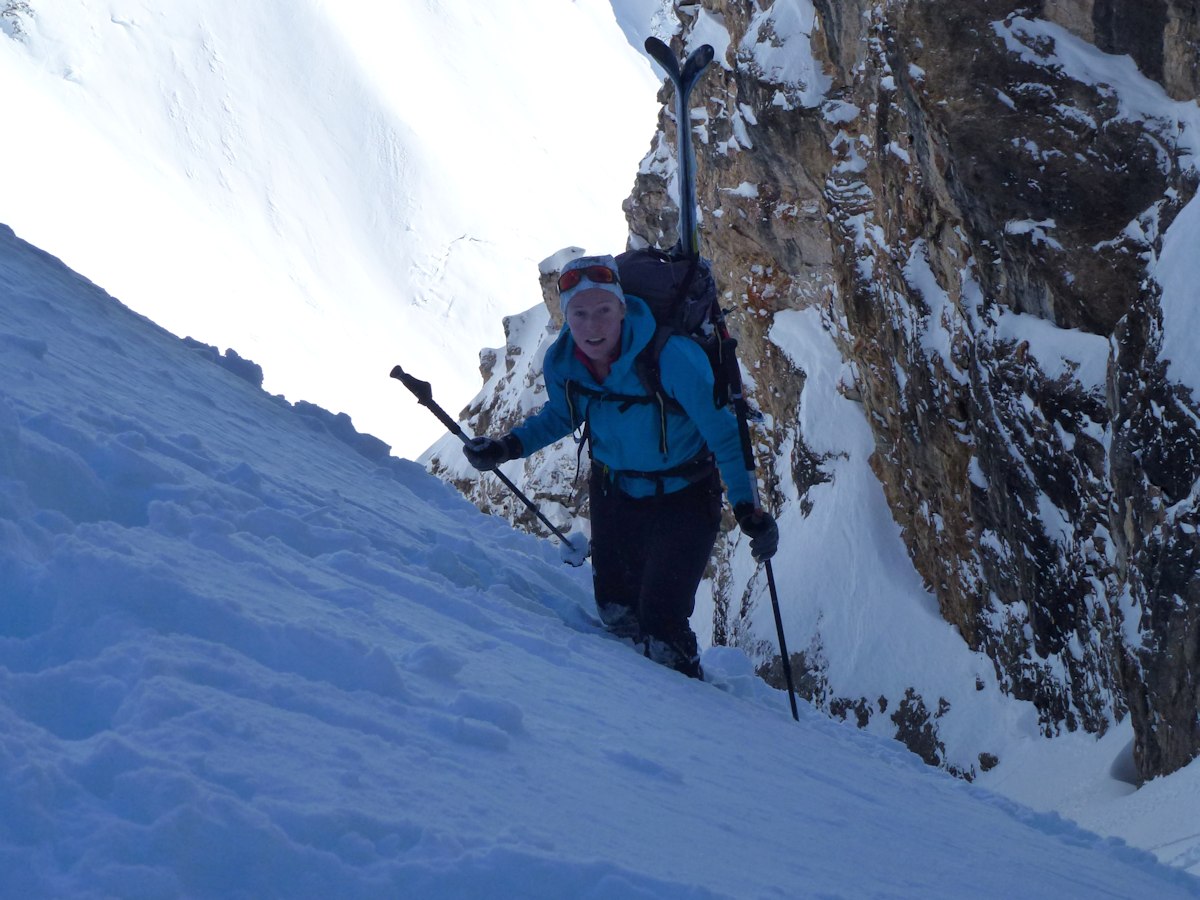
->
[[614, 247, 733, 413]]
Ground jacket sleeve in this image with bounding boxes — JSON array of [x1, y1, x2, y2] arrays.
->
[[509, 368, 577, 457], [658, 338, 757, 509]]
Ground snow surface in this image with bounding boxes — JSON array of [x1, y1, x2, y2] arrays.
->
[[0, 0, 662, 459], [7, 0, 1200, 891], [741, 0, 830, 111], [1156, 191, 1200, 392], [5, 225, 1200, 896]]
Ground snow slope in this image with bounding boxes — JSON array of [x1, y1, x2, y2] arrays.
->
[[0, 0, 660, 459], [4, 227, 1199, 897]]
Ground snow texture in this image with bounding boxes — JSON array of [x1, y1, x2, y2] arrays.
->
[[740, 0, 830, 110], [0, 0, 661, 459], [3, 224, 1198, 897]]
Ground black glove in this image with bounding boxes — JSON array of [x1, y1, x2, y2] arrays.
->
[[734, 502, 779, 562], [462, 433, 523, 471]]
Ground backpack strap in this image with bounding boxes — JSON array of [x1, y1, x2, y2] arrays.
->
[[566, 378, 667, 410], [633, 327, 685, 404], [565, 380, 590, 484], [565, 374, 681, 457]]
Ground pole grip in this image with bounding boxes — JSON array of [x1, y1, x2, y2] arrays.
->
[[390, 365, 467, 441]]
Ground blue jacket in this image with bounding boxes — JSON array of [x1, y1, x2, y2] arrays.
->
[[511, 295, 755, 507]]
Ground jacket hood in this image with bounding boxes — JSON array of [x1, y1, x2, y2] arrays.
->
[[548, 294, 655, 385]]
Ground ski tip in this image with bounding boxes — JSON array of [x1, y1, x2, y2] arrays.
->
[[681, 44, 715, 86], [643, 36, 680, 78], [644, 37, 715, 78], [389, 365, 405, 380], [644, 35, 668, 56]]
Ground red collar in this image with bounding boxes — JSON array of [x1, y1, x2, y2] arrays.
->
[[574, 344, 619, 382]]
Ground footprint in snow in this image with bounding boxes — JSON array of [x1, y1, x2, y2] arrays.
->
[[605, 749, 685, 785]]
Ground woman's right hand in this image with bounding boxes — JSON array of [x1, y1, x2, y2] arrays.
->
[[462, 433, 522, 471]]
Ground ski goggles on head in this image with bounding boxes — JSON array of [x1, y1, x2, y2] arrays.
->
[[557, 265, 620, 293]]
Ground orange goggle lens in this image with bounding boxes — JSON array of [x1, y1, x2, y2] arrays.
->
[[557, 265, 619, 293]]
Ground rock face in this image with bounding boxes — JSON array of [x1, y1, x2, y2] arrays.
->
[[433, 0, 1200, 783]]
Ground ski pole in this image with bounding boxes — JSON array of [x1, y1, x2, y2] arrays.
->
[[730, 367, 799, 721], [646, 37, 799, 721], [389, 365, 582, 553], [715, 312, 799, 719], [765, 561, 800, 720]]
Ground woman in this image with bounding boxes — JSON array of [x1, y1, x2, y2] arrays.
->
[[463, 253, 778, 678]]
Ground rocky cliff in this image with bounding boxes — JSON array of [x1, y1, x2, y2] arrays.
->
[[429, 0, 1200, 783]]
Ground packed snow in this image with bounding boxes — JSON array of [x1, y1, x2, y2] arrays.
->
[[4, 218, 1200, 896]]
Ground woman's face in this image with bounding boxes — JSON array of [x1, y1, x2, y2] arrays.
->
[[567, 291, 625, 363]]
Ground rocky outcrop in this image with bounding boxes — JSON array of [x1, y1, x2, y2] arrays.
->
[[434, 0, 1200, 782], [657, 0, 1198, 781]]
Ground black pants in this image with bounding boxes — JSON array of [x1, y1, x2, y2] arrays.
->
[[589, 468, 722, 674]]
